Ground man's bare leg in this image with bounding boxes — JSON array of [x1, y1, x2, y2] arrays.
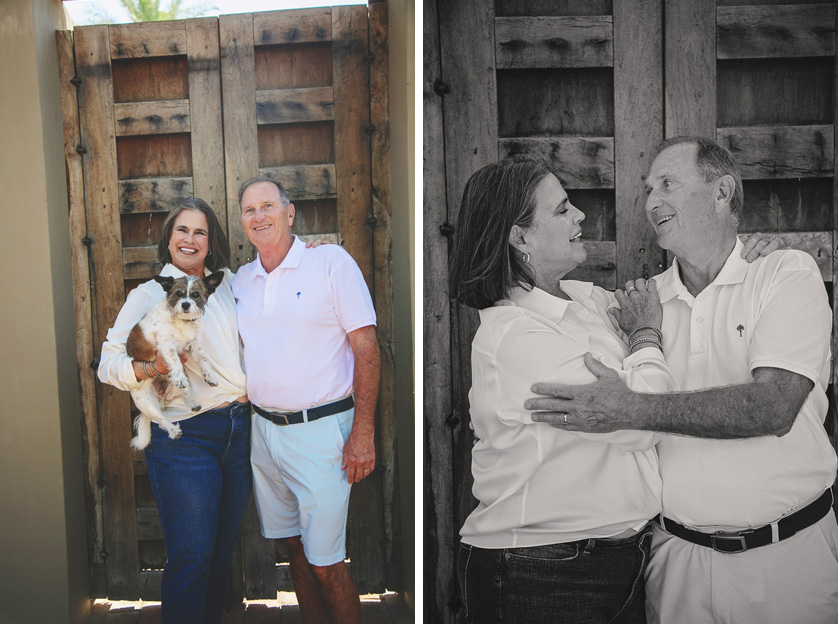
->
[[286, 536, 329, 624], [311, 561, 361, 624]]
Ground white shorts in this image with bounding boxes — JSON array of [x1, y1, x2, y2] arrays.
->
[[645, 512, 838, 624], [250, 406, 354, 567]]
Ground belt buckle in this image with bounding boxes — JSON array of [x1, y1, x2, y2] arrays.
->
[[273, 412, 290, 426], [710, 531, 748, 553]]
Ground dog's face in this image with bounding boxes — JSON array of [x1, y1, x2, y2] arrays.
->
[[153, 271, 224, 321]]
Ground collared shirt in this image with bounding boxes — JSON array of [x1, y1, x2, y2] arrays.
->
[[232, 236, 376, 410], [460, 281, 678, 549], [655, 239, 837, 529], [97, 264, 247, 422]]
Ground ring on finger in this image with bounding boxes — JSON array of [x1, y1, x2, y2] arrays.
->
[[563, 413, 568, 425], [625, 286, 638, 295]]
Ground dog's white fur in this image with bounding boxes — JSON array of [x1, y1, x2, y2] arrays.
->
[[128, 273, 223, 450]]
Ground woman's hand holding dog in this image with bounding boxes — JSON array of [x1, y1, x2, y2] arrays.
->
[[133, 350, 189, 381]]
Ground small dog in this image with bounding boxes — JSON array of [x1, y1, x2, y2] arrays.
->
[[126, 271, 224, 450]]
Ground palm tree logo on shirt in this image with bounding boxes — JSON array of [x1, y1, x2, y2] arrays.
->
[[297, 292, 301, 299], [736, 324, 744, 337]]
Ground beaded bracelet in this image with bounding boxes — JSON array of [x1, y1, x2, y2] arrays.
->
[[630, 336, 662, 352], [140, 361, 154, 378], [629, 325, 663, 343]]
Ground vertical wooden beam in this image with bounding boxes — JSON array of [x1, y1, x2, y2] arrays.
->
[[220, 13, 258, 272], [665, 0, 716, 138], [75, 25, 140, 600], [832, 3, 838, 513], [422, 0, 455, 619], [187, 17, 227, 231], [57, 28, 108, 599], [614, 0, 664, 283], [368, 1, 402, 590], [333, 5, 385, 593]]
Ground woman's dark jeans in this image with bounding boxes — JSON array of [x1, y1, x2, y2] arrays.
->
[[145, 401, 252, 624], [457, 525, 652, 624]]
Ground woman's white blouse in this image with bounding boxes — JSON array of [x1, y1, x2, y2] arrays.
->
[[460, 281, 678, 548], [97, 264, 247, 422]]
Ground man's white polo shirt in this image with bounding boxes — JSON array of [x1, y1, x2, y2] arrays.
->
[[654, 239, 836, 529], [232, 236, 376, 410]]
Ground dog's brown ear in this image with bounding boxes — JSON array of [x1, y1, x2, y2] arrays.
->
[[203, 270, 225, 295], [154, 275, 175, 291]]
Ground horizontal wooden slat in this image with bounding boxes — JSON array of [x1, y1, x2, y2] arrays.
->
[[140, 563, 301, 601], [109, 21, 187, 58], [256, 87, 335, 124], [498, 136, 614, 189], [137, 506, 162, 541], [717, 125, 833, 179], [717, 4, 836, 59], [119, 177, 193, 214], [114, 100, 190, 136], [259, 164, 337, 200], [253, 8, 332, 45], [495, 16, 613, 69], [738, 231, 833, 281], [565, 241, 616, 289], [122, 245, 162, 280]]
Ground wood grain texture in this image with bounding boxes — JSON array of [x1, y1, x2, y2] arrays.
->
[[75, 24, 140, 600], [112, 56, 189, 103], [257, 122, 335, 167], [258, 164, 337, 199], [665, 0, 716, 137], [614, 0, 665, 283], [187, 18, 227, 232], [253, 8, 332, 45], [717, 4, 835, 59], [739, 178, 832, 232], [496, 0, 613, 16], [57, 27, 108, 598], [497, 136, 614, 188], [255, 42, 333, 90], [832, 13, 838, 464], [122, 246, 163, 280], [118, 177, 193, 214], [368, 1, 400, 587], [116, 134, 193, 179], [422, 0, 456, 619], [495, 15, 613, 69], [109, 21, 187, 58], [256, 87, 335, 124], [333, 5, 383, 593], [563, 241, 617, 288], [220, 13, 259, 272], [113, 100, 190, 136], [717, 125, 833, 179]]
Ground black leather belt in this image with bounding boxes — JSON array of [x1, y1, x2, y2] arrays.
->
[[253, 396, 354, 426], [655, 488, 834, 554]]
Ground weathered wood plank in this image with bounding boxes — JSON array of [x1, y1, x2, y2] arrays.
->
[[255, 42, 333, 90], [497, 0, 613, 16], [113, 100, 190, 136], [187, 17, 227, 232], [333, 5, 383, 594], [495, 15, 614, 69], [564, 241, 617, 289], [116, 134, 193, 179], [220, 13, 259, 272], [259, 164, 337, 199], [112, 56, 189, 103], [717, 4, 836, 59], [665, 0, 716, 137], [57, 28, 108, 599], [368, 0, 401, 589], [738, 231, 833, 281], [253, 8, 332, 45], [497, 136, 614, 189], [122, 246, 163, 280], [832, 17, 838, 434], [614, 0, 664, 283], [258, 122, 334, 167], [119, 177, 193, 214], [75, 24, 140, 600], [110, 21, 187, 58], [136, 506, 163, 541], [256, 87, 335, 124], [240, 496, 276, 600], [139, 570, 162, 601], [717, 125, 834, 179]]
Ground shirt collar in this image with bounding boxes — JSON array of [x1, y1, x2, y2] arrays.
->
[[250, 236, 305, 279], [656, 238, 748, 303], [503, 280, 592, 322]]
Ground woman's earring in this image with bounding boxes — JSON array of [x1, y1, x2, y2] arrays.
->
[[523, 252, 530, 264]]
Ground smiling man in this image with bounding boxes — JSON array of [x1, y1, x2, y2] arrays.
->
[[526, 137, 838, 623], [232, 177, 380, 624]]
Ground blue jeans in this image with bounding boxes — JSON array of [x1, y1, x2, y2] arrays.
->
[[458, 526, 652, 624], [145, 401, 252, 624]]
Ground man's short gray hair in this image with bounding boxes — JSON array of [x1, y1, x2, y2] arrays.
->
[[237, 176, 290, 210]]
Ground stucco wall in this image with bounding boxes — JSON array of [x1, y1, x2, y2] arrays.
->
[[0, 1, 90, 623]]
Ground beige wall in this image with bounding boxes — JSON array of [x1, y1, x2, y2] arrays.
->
[[387, 0, 416, 608], [0, 1, 90, 623]]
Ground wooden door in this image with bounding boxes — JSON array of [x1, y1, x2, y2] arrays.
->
[[424, 0, 837, 621], [58, 4, 397, 601]]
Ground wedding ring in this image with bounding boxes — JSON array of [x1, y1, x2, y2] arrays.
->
[[625, 286, 638, 295], [363, 469, 371, 473], [563, 414, 568, 426]]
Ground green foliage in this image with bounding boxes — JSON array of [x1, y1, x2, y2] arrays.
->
[[81, 0, 218, 25]]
